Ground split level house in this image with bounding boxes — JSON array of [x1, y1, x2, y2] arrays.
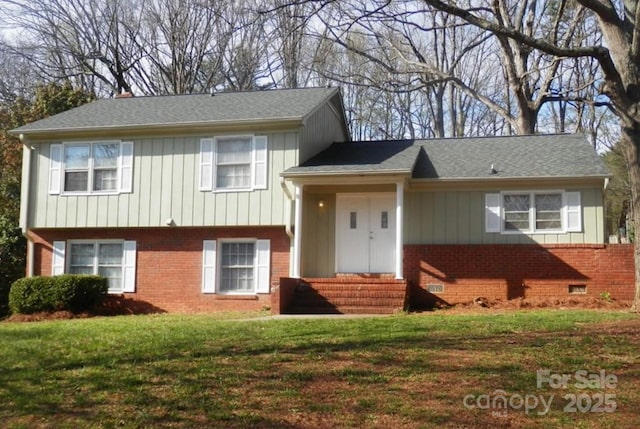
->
[[10, 87, 634, 314]]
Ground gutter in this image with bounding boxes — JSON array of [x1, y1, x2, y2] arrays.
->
[[10, 117, 305, 139], [281, 168, 413, 178]]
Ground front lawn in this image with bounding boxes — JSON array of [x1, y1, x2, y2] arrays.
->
[[1, 309, 638, 428]]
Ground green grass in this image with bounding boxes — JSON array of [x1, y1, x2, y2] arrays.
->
[[0, 309, 638, 428]]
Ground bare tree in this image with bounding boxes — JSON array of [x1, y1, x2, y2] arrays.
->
[[135, 0, 231, 94], [307, 1, 520, 138], [0, 0, 146, 96]]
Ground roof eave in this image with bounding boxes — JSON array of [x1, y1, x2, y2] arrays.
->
[[411, 174, 610, 182], [10, 117, 305, 139], [282, 169, 412, 178], [409, 174, 609, 191]]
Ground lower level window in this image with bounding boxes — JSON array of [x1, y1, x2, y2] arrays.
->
[[220, 242, 255, 293], [69, 241, 124, 293]]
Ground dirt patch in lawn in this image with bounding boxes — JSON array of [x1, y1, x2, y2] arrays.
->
[[433, 296, 633, 314]]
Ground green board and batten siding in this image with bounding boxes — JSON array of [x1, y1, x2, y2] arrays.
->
[[27, 90, 348, 230], [299, 99, 348, 163], [29, 132, 298, 228], [403, 188, 605, 245], [302, 187, 605, 277]]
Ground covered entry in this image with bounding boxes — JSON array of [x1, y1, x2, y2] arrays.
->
[[336, 194, 395, 273], [282, 140, 419, 280]]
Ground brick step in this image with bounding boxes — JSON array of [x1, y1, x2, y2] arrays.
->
[[305, 278, 405, 285], [293, 297, 405, 307], [299, 282, 406, 291], [295, 289, 406, 299], [286, 278, 408, 314], [288, 305, 399, 315]]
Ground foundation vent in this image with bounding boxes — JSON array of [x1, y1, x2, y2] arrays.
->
[[568, 284, 587, 294], [427, 284, 444, 293]]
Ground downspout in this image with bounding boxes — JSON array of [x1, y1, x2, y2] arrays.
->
[[280, 177, 294, 241], [19, 134, 34, 277], [280, 177, 295, 277]]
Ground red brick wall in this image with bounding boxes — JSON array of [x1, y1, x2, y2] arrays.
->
[[404, 244, 635, 307], [28, 226, 290, 313], [271, 277, 300, 314]]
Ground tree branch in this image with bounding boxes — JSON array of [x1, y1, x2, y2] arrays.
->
[[421, 0, 623, 91]]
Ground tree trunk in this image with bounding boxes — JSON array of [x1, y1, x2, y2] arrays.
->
[[621, 124, 640, 312]]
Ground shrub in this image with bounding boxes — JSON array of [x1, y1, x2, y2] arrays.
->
[[9, 275, 108, 314]]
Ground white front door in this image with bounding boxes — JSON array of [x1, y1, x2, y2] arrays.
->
[[336, 194, 396, 273]]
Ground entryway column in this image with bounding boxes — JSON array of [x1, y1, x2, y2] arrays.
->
[[292, 184, 303, 278], [395, 181, 404, 279]]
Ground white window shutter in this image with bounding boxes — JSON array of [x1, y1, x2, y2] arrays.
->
[[565, 191, 582, 232], [485, 193, 501, 233], [253, 136, 268, 189], [199, 138, 213, 191], [52, 241, 66, 275], [49, 144, 62, 195], [202, 240, 217, 293], [255, 239, 271, 294], [122, 241, 137, 292], [119, 141, 134, 193]]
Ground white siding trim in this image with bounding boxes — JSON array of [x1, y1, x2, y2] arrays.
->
[[253, 136, 268, 190], [255, 239, 271, 294], [199, 138, 213, 191], [122, 241, 137, 292], [485, 193, 501, 233], [119, 141, 134, 193], [202, 240, 217, 293], [52, 241, 66, 275], [565, 191, 582, 232], [49, 144, 62, 195]]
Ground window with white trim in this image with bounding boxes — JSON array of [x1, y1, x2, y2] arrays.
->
[[216, 137, 252, 189], [52, 240, 137, 293], [49, 141, 134, 195], [220, 242, 255, 293], [199, 135, 268, 192], [68, 241, 123, 293], [202, 239, 271, 294], [485, 191, 581, 234]]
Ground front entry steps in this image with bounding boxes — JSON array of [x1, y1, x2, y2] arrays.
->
[[286, 276, 408, 314]]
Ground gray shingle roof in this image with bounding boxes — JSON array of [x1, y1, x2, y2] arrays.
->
[[12, 87, 340, 134], [284, 140, 420, 176], [283, 134, 609, 180], [414, 134, 609, 179]]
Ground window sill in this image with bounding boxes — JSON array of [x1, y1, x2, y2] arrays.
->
[[214, 294, 259, 300], [60, 191, 121, 196], [500, 229, 567, 235]]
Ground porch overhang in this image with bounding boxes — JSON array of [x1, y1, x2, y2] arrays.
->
[[281, 171, 412, 186], [283, 172, 408, 281]]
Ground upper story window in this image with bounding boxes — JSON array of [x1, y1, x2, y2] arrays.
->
[[64, 143, 119, 192], [486, 191, 581, 234], [216, 137, 252, 189], [49, 141, 133, 195], [199, 135, 268, 192]]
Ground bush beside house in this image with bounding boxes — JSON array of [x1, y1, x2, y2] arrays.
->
[[9, 275, 108, 314]]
